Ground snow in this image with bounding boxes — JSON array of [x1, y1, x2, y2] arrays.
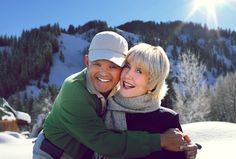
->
[[0, 131, 35, 159], [116, 28, 141, 44], [15, 111, 31, 124], [0, 121, 235, 158], [22, 33, 89, 97], [49, 33, 89, 87], [1, 111, 15, 121], [29, 113, 46, 138], [0, 46, 11, 54], [24, 84, 41, 97], [178, 34, 189, 43], [1, 98, 31, 123], [182, 121, 236, 159]]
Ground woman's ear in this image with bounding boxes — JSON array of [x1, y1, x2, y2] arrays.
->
[[84, 54, 89, 66]]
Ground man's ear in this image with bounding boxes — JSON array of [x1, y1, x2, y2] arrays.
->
[[84, 54, 89, 66]]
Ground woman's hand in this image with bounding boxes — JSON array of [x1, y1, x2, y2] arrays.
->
[[182, 134, 199, 159], [184, 143, 198, 159]]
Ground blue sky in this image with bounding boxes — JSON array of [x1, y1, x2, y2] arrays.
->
[[1, 0, 236, 37]]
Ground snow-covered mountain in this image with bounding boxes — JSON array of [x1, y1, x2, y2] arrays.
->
[[24, 33, 89, 97], [23, 30, 142, 97], [22, 27, 235, 99], [48, 33, 89, 86], [1, 21, 234, 102]]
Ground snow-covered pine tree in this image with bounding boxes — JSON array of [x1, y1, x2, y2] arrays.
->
[[173, 50, 210, 124]]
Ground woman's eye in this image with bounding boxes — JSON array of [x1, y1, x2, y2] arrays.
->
[[136, 68, 142, 74]]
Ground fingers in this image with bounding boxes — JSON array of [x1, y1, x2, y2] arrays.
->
[[161, 128, 186, 152], [184, 144, 198, 159], [183, 134, 192, 143]]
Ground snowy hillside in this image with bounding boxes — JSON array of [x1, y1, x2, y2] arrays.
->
[[15, 28, 235, 100], [0, 121, 235, 159], [48, 33, 89, 86], [24, 33, 89, 97], [23, 30, 141, 97]]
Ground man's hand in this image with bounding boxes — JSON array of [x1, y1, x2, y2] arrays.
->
[[160, 128, 186, 152]]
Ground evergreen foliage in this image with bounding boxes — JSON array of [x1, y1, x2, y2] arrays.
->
[[77, 20, 110, 34], [0, 24, 60, 98], [118, 20, 236, 76], [1, 20, 236, 127]]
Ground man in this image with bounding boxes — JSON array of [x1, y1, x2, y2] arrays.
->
[[33, 31, 190, 159]]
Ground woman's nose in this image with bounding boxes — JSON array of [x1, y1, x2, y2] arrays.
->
[[124, 69, 133, 79]]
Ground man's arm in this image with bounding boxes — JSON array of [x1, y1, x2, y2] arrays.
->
[[58, 80, 186, 158], [61, 100, 186, 158]]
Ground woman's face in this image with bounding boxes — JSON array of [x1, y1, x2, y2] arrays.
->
[[119, 58, 149, 98]]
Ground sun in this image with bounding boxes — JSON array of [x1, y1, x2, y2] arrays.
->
[[186, 0, 229, 28]]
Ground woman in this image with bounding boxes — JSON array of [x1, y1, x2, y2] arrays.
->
[[103, 43, 197, 159]]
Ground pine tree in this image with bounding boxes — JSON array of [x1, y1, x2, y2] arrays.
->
[[59, 51, 65, 63], [67, 24, 76, 34]]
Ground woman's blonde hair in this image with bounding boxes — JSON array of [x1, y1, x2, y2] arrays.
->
[[126, 43, 170, 101]]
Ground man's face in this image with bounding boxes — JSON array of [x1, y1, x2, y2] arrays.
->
[[87, 59, 122, 94]]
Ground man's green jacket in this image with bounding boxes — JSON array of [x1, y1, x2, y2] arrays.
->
[[43, 69, 161, 159]]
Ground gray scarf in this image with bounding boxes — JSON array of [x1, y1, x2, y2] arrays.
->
[[94, 92, 160, 159], [105, 92, 160, 130]]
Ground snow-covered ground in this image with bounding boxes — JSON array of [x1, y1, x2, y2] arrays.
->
[[0, 121, 235, 159], [182, 121, 236, 159], [0, 131, 35, 159]]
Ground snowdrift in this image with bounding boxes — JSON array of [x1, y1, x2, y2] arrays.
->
[[0, 121, 235, 159], [182, 121, 236, 159]]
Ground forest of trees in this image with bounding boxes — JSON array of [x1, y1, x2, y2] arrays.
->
[[0, 24, 60, 98], [0, 20, 236, 128], [118, 20, 236, 75], [209, 72, 236, 122], [171, 50, 236, 124]]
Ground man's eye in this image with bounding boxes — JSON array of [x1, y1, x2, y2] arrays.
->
[[109, 65, 118, 69], [123, 64, 130, 69], [93, 63, 100, 66]]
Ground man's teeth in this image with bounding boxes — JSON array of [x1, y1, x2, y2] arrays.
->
[[97, 77, 110, 82]]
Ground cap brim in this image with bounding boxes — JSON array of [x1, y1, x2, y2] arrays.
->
[[88, 50, 126, 67]]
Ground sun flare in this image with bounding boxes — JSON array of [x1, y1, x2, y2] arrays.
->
[[186, 0, 230, 28]]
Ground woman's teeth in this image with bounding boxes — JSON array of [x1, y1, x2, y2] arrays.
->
[[123, 81, 135, 88]]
